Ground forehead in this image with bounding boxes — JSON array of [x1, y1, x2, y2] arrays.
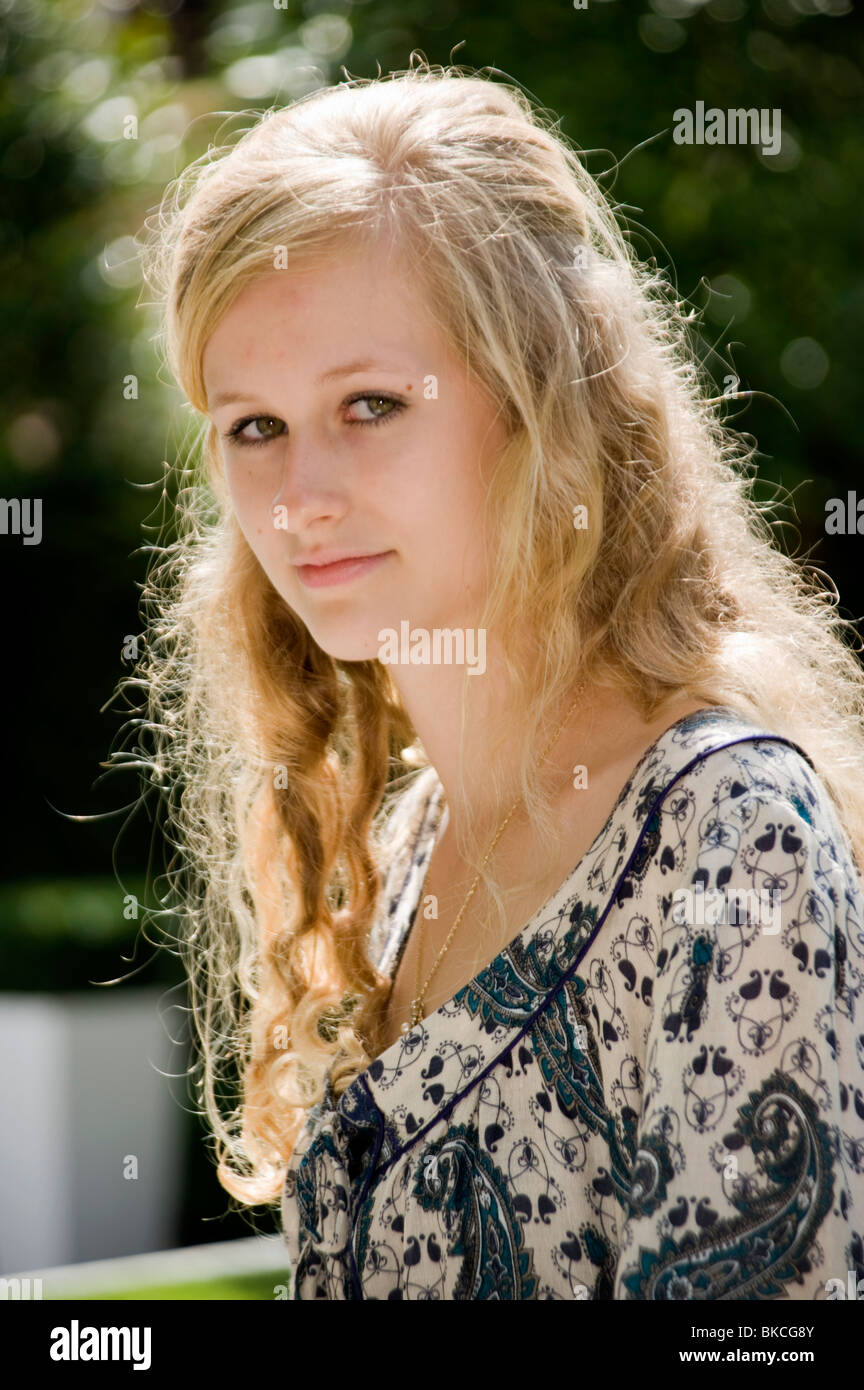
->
[[202, 242, 443, 388]]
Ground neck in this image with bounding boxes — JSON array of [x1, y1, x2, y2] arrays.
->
[[390, 631, 606, 844]]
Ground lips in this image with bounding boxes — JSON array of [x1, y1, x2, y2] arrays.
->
[[294, 550, 394, 589], [293, 549, 384, 568]]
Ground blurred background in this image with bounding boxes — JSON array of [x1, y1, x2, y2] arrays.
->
[[0, 0, 861, 1295]]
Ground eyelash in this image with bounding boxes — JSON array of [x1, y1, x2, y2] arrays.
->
[[222, 392, 407, 448]]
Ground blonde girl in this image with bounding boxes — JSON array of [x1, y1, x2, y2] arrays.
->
[[128, 60, 864, 1299]]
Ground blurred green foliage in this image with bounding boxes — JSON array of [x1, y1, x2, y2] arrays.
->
[[0, 874, 183, 989], [0, 875, 149, 941], [55, 1272, 284, 1299]]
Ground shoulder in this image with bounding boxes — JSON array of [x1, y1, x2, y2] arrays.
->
[[652, 728, 860, 883], [643, 732, 863, 1018]]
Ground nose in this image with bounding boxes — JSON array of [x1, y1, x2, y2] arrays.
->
[[269, 442, 349, 534]]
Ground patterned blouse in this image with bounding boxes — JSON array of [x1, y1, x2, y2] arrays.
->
[[280, 705, 864, 1299]]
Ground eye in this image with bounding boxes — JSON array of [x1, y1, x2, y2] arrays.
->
[[221, 392, 406, 448], [223, 415, 286, 446], [344, 392, 406, 427]]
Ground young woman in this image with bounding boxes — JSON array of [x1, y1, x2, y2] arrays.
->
[[128, 61, 864, 1299]]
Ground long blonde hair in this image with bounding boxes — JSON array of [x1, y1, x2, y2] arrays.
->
[[124, 58, 864, 1208]]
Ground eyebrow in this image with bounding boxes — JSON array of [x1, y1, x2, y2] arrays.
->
[[208, 360, 405, 410]]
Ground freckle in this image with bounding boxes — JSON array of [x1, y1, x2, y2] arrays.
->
[[405, 384, 412, 391]]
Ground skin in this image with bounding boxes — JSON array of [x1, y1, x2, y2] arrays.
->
[[204, 242, 502, 784], [202, 239, 708, 1043]]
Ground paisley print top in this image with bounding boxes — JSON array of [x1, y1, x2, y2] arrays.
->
[[280, 705, 864, 1300]]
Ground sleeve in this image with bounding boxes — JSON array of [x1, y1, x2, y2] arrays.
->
[[612, 768, 864, 1301]]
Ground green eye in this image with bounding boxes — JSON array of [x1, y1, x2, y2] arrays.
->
[[222, 392, 406, 449], [343, 391, 407, 428], [225, 415, 286, 445]]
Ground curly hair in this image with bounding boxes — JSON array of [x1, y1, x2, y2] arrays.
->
[[118, 57, 864, 1208]]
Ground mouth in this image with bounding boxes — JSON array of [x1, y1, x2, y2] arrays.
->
[[294, 551, 395, 589]]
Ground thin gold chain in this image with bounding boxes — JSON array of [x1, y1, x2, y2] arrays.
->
[[399, 680, 587, 1032]]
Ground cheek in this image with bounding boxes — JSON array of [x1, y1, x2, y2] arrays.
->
[[224, 457, 275, 527], [412, 416, 485, 504], [223, 471, 282, 566]]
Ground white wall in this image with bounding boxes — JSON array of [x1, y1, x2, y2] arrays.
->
[[0, 988, 187, 1273]]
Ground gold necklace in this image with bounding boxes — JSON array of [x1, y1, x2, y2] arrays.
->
[[397, 680, 587, 1033]]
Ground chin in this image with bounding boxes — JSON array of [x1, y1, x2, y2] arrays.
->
[[296, 620, 393, 666]]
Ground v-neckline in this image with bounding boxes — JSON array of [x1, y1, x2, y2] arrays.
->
[[310, 701, 815, 1149], [376, 703, 727, 1058]]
